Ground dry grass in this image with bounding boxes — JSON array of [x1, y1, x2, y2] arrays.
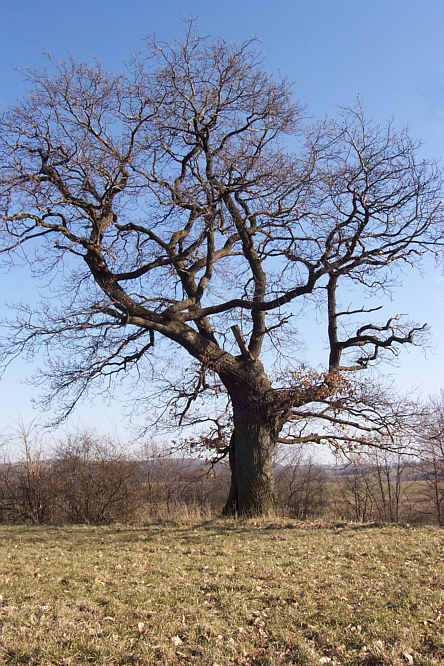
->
[[0, 520, 442, 665]]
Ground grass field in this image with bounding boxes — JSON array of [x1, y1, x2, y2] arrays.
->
[[0, 520, 442, 665]]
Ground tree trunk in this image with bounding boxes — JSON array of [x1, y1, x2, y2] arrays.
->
[[222, 400, 279, 517]]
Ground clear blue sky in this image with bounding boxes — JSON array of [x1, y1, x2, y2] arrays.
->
[[1, 0, 443, 453]]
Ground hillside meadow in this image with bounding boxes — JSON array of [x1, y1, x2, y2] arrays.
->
[[0, 520, 442, 665]]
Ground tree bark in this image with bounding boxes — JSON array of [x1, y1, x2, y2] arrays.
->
[[222, 396, 279, 517]]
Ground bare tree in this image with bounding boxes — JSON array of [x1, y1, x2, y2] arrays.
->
[[415, 395, 444, 525], [340, 456, 376, 522], [0, 28, 442, 515], [370, 449, 406, 523], [338, 446, 409, 523]]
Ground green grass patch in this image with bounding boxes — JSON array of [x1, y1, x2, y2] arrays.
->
[[0, 521, 442, 664]]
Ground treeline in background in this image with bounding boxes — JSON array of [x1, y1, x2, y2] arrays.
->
[[0, 426, 442, 526]]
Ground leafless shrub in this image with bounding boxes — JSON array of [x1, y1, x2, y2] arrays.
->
[[50, 433, 141, 523], [275, 448, 328, 519], [0, 428, 141, 524], [0, 425, 58, 523]]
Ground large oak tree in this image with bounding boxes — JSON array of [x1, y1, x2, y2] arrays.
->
[[0, 31, 442, 515]]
